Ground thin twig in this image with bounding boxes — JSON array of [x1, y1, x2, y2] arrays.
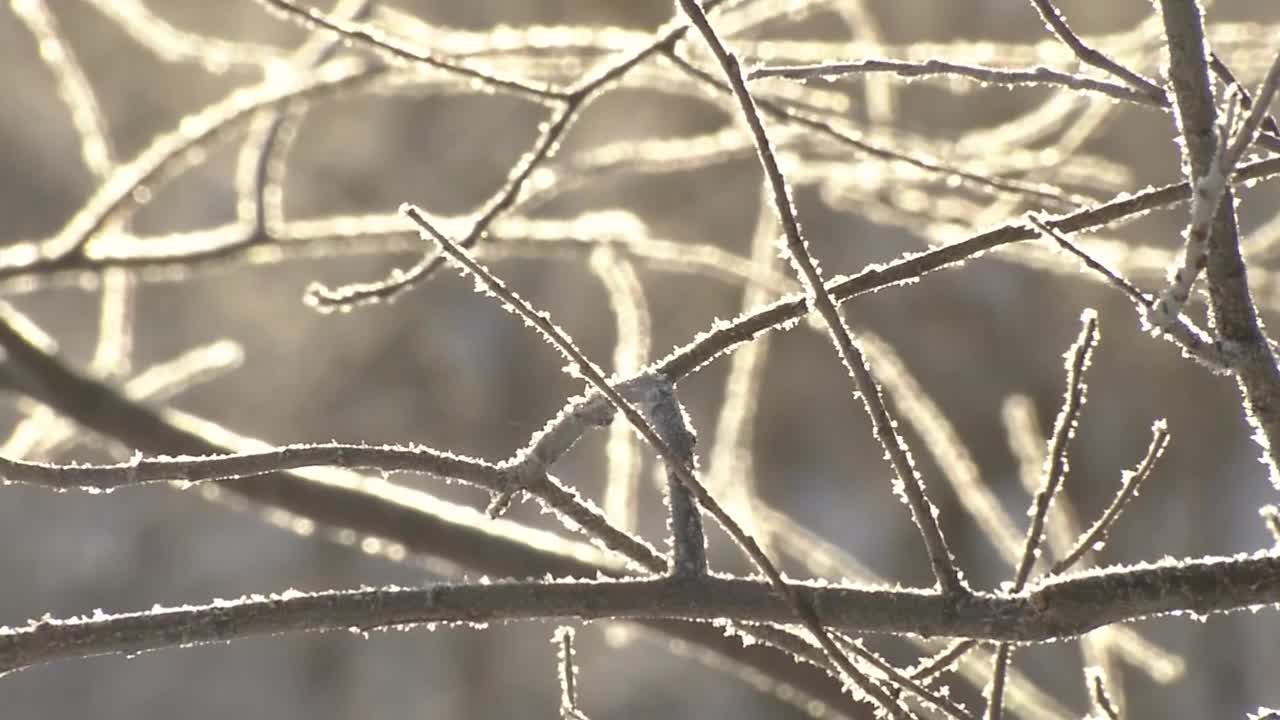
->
[[1159, 0, 1280, 485], [989, 312, 1099, 719], [1025, 213, 1234, 372], [984, 644, 1013, 720], [1149, 49, 1280, 334], [750, 58, 1155, 106], [44, 60, 381, 263], [663, 49, 1086, 210], [676, 0, 963, 601], [1014, 312, 1099, 588], [254, 0, 566, 101], [1051, 421, 1171, 574], [235, 0, 373, 236], [1026, 0, 1165, 102], [1209, 52, 1280, 145], [554, 627, 591, 720]]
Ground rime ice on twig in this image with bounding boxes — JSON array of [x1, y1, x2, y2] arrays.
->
[[750, 58, 1157, 107], [1026, 213, 1236, 372], [833, 635, 974, 720], [1051, 421, 1170, 574], [255, 0, 565, 101], [663, 49, 1086, 211], [985, 644, 1013, 720], [554, 627, 591, 720], [677, 2, 956, 715], [989, 311, 1099, 720], [235, 1, 372, 238], [678, 0, 964, 601], [302, 7, 700, 310], [1209, 52, 1280, 151], [1014, 311, 1098, 588]]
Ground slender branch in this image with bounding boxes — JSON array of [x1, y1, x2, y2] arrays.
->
[[750, 58, 1155, 106], [834, 636, 976, 720], [990, 312, 1099, 719], [254, 0, 566, 101], [44, 60, 382, 263], [1224, 52, 1280, 171], [676, 0, 963, 601], [235, 0, 373, 236], [1148, 50, 1280, 334], [1209, 52, 1280, 144], [662, 49, 1085, 210], [984, 644, 1013, 720], [554, 627, 591, 720], [1159, 0, 1280, 485], [1013, 311, 1099, 588], [1026, 0, 1165, 102], [1025, 214, 1233, 372], [1051, 421, 1171, 574]]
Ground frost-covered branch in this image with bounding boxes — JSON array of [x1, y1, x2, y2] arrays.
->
[[5, 555, 1280, 676]]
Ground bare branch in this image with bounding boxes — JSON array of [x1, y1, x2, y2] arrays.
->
[[1026, 0, 1165, 102], [1051, 421, 1171, 574], [6, 558, 1280, 676], [404, 203, 901, 712], [554, 627, 591, 720], [253, 0, 566, 101], [676, 0, 963, 602], [1159, 0, 1280, 484]]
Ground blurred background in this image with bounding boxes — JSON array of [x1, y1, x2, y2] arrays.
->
[[2, 0, 1280, 717]]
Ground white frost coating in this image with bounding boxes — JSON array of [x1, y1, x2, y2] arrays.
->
[[1147, 149, 1227, 333]]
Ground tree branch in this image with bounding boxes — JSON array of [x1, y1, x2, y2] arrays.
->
[[5, 556, 1280, 675]]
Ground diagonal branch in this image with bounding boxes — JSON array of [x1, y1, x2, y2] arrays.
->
[[1026, 0, 1165, 102], [402, 204, 900, 713], [675, 0, 963, 601]]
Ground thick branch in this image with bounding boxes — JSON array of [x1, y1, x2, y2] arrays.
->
[[5, 556, 1280, 674], [1159, 0, 1280, 483]]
